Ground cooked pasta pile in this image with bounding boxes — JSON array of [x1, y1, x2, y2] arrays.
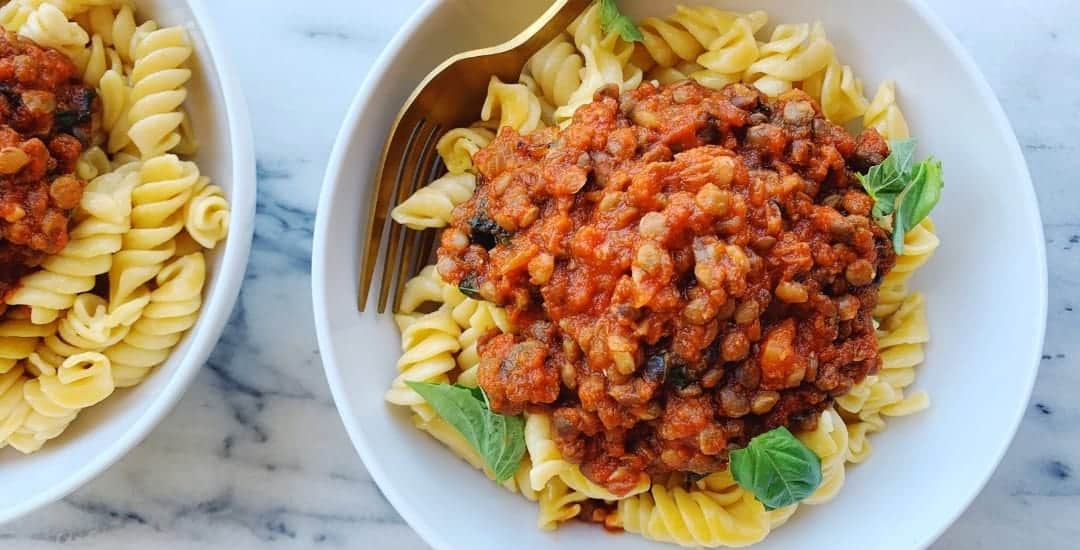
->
[[0, 0, 229, 454], [387, 3, 936, 547]]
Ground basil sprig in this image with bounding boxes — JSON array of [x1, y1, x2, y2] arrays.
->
[[730, 427, 822, 510], [406, 382, 525, 483], [855, 138, 944, 254], [599, 0, 644, 43]]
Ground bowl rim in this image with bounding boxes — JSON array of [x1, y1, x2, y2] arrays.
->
[[0, 0, 256, 525], [312, 0, 1047, 548]]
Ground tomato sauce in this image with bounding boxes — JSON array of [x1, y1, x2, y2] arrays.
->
[[437, 81, 893, 495], [0, 32, 98, 298]]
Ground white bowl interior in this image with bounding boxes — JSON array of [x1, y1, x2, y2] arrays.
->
[[314, 1, 1046, 549], [0, 0, 254, 522]]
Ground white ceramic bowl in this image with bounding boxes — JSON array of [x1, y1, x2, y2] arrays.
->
[[0, 0, 255, 524], [314, 1, 1047, 548]]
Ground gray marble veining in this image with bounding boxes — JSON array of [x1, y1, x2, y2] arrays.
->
[[1, 0, 1077, 548]]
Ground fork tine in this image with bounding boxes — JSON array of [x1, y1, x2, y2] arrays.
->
[[414, 231, 438, 280], [414, 154, 447, 268], [391, 125, 445, 312], [358, 113, 425, 311], [377, 121, 442, 313]]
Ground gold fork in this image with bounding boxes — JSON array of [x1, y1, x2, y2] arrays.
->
[[358, 0, 592, 313]]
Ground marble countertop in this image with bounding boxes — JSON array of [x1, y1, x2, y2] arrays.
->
[[2, 0, 1077, 548]]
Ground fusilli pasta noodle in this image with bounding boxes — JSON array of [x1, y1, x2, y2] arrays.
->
[[107, 155, 198, 316], [7, 353, 113, 453], [797, 408, 848, 505], [436, 127, 494, 175], [802, 56, 870, 125], [743, 22, 833, 97], [126, 25, 193, 159], [555, 3, 642, 124], [183, 176, 230, 248], [450, 298, 509, 385], [874, 218, 938, 318], [105, 252, 204, 388], [480, 76, 544, 135], [537, 476, 588, 530], [865, 80, 911, 141], [16, 3, 89, 67], [26, 294, 126, 378], [615, 471, 775, 548], [634, 7, 767, 70], [521, 34, 583, 124], [0, 310, 56, 375], [390, 173, 476, 230], [385, 308, 460, 407]]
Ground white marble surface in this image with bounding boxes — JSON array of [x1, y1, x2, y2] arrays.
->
[[1, 0, 1077, 548]]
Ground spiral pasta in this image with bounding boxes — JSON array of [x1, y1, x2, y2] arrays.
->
[[16, 3, 89, 67], [183, 176, 230, 249], [865, 80, 911, 141], [523, 413, 575, 491], [390, 173, 476, 231], [82, 32, 121, 87], [7, 352, 114, 453], [105, 252, 204, 387], [435, 127, 494, 175], [385, 308, 460, 407], [874, 218, 939, 318], [523, 412, 651, 500], [26, 293, 127, 379], [480, 76, 544, 135], [521, 34, 583, 121], [126, 25, 193, 159], [744, 22, 834, 97], [635, 7, 766, 70], [802, 56, 870, 125], [615, 472, 774, 548], [797, 408, 849, 505], [537, 476, 588, 530], [108, 154, 197, 312], [0, 309, 57, 375], [554, 4, 642, 124], [6, 165, 138, 324]]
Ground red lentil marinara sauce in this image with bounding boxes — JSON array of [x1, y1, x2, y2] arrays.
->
[[0, 32, 97, 297], [436, 80, 894, 496]]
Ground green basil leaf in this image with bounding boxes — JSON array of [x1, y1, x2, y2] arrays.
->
[[405, 382, 525, 483], [730, 427, 822, 510], [891, 199, 908, 255], [599, 0, 644, 43], [483, 411, 526, 483], [856, 138, 917, 216], [902, 158, 943, 227], [458, 275, 482, 300], [855, 138, 944, 255], [892, 157, 943, 254], [884, 138, 917, 176]]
